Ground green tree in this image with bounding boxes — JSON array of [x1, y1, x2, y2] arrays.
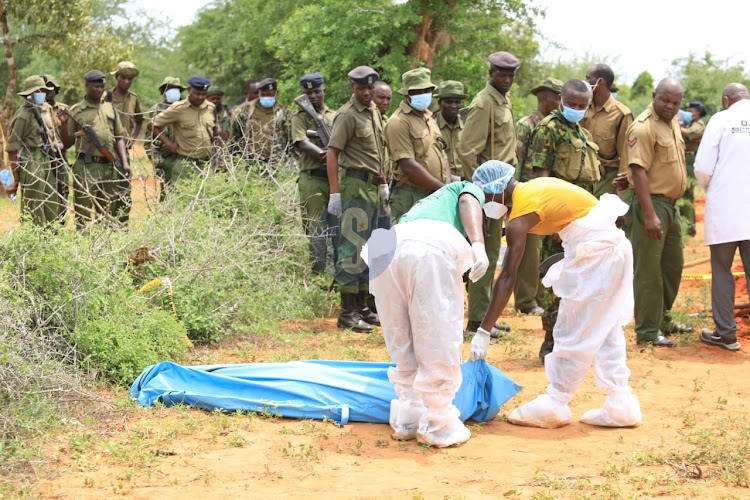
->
[[672, 51, 750, 117], [630, 71, 654, 100]]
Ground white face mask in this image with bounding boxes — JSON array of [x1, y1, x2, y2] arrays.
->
[[483, 192, 508, 219]]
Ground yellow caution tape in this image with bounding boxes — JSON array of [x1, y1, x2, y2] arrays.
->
[[682, 272, 745, 280], [137, 277, 192, 348]]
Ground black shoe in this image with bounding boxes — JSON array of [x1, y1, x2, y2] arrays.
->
[[539, 340, 554, 365], [637, 335, 674, 348], [465, 321, 509, 338], [663, 322, 694, 335], [699, 328, 740, 351], [338, 293, 372, 333], [518, 306, 544, 315], [357, 291, 380, 326]]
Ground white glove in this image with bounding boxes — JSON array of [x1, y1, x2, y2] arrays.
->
[[470, 327, 491, 361], [468, 241, 489, 282], [378, 183, 390, 202], [328, 193, 342, 217]]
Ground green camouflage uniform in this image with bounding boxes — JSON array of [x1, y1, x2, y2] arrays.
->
[[6, 102, 63, 225], [108, 89, 142, 224], [529, 109, 601, 337], [231, 99, 289, 164], [147, 100, 175, 199]]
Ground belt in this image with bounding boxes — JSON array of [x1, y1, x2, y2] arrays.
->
[[76, 154, 111, 164], [651, 193, 677, 206], [344, 168, 383, 185], [305, 169, 329, 179], [602, 165, 619, 171]]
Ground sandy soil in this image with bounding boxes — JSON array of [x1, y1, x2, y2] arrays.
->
[[22, 189, 750, 498]]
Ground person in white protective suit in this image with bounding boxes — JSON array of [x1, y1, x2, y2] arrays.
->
[[364, 160, 514, 447], [470, 176, 642, 428]]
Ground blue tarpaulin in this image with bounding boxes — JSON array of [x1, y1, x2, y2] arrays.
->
[[130, 359, 521, 425]]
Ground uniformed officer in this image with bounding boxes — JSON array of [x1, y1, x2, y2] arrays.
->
[[206, 86, 231, 142], [678, 100, 707, 237], [4, 76, 63, 225], [582, 64, 634, 198], [326, 66, 387, 332], [58, 70, 131, 228], [41, 74, 71, 216], [107, 61, 143, 224], [372, 81, 393, 120], [232, 77, 288, 164], [459, 51, 519, 334], [623, 78, 689, 348], [434, 80, 468, 178], [149, 75, 219, 186], [147, 76, 185, 200], [384, 67, 450, 222], [292, 72, 337, 273], [513, 77, 562, 317], [229, 78, 258, 138], [529, 78, 602, 362]]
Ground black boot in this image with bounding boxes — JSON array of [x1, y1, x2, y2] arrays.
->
[[539, 330, 554, 365], [357, 290, 380, 326], [337, 293, 372, 332]]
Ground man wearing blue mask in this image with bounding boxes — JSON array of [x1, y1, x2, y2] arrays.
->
[[147, 76, 185, 200], [5, 76, 63, 225], [233, 77, 289, 164], [383, 67, 450, 222], [528, 79, 602, 363]]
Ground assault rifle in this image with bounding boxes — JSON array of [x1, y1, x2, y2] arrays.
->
[[28, 105, 54, 159], [294, 94, 331, 146], [60, 108, 122, 171]]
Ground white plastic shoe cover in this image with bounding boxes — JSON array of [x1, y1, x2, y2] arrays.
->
[[390, 398, 425, 440], [416, 405, 471, 447], [580, 390, 642, 427], [508, 394, 571, 429]]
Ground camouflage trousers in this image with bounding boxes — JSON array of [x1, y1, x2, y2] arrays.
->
[[540, 235, 564, 335]]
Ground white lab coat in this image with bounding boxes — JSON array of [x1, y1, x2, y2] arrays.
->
[[694, 99, 750, 245]]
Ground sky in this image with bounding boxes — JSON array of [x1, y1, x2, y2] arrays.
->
[[132, 0, 749, 87]]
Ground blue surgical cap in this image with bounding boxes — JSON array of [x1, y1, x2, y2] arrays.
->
[[472, 160, 516, 195]]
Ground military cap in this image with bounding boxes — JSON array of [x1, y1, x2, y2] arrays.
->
[[487, 51, 520, 71], [206, 86, 224, 96], [398, 67, 437, 95], [530, 77, 563, 95], [257, 78, 277, 91], [41, 74, 60, 91], [187, 75, 211, 91], [18, 75, 49, 96], [83, 70, 107, 84], [348, 66, 379, 85], [300, 73, 324, 89], [111, 61, 140, 77], [436, 80, 468, 99], [158, 76, 186, 94], [687, 100, 707, 117]]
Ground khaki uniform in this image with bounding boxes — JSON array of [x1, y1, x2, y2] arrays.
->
[[435, 111, 464, 177], [6, 102, 63, 225], [529, 109, 601, 336], [108, 89, 142, 224], [292, 104, 337, 272], [581, 95, 633, 197], [679, 119, 706, 234], [232, 99, 288, 162], [67, 99, 127, 225], [512, 108, 545, 312], [459, 82, 517, 179], [384, 101, 447, 221], [459, 82, 517, 324], [624, 103, 687, 342], [328, 95, 386, 293]]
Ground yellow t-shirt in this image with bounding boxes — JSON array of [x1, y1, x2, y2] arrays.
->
[[509, 177, 598, 235]]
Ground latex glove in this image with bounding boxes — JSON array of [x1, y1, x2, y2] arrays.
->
[[328, 193, 342, 217], [470, 327, 491, 361], [378, 183, 390, 202], [468, 241, 489, 282]]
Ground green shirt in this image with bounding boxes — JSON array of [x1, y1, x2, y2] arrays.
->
[[147, 100, 174, 166], [399, 181, 484, 237], [291, 104, 336, 171], [109, 89, 143, 139], [232, 99, 289, 161], [68, 99, 126, 158], [515, 109, 543, 181], [6, 102, 58, 152], [328, 95, 385, 175], [435, 111, 464, 177]]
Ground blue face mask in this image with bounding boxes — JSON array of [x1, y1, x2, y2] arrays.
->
[[611, 92, 618, 100], [165, 88, 181, 103], [409, 93, 432, 111], [259, 96, 276, 108], [31, 92, 46, 105], [560, 103, 586, 124], [683, 111, 692, 124]]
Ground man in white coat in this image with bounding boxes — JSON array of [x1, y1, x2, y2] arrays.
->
[[694, 83, 750, 352]]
